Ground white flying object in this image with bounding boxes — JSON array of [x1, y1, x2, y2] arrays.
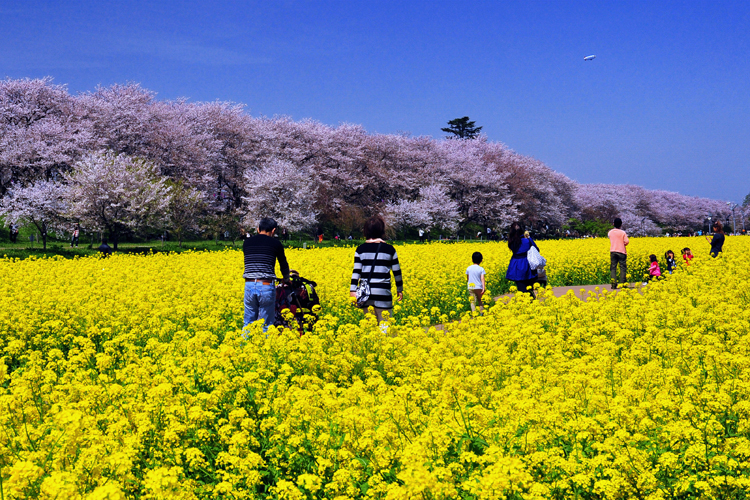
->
[[584, 55, 596, 61]]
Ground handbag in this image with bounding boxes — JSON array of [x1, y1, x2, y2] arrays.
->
[[527, 244, 546, 270], [356, 242, 382, 307]]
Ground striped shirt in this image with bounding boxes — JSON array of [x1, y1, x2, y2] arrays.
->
[[350, 242, 403, 310], [242, 234, 290, 280]]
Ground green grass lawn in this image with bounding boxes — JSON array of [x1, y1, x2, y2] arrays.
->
[[0, 236, 461, 260], [0, 236, 487, 260], [0, 223, 495, 260]]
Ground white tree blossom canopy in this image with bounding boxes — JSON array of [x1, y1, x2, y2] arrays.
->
[[65, 151, 172, 245], [242, 158, 318, 233], [386, 185, 460, 232], [0, 180, 68, 242]]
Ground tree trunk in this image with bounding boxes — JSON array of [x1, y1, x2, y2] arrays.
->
[[112, 232, 119, 251], [34, 221, 48, 250]]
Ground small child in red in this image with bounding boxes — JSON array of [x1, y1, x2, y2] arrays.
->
[[681, 247, 693, 265]]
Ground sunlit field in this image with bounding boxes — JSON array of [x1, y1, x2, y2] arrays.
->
[[1, 236, 749, 498]]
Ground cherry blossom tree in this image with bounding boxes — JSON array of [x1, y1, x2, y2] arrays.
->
[[168, 181, 207, 247], [0, 77, 93, 195], [65, 151, 172, 249], [242, 158, 318, 233], [0, 77, 736, 240], [573, 183, 732, 234], [78, 84, 215, 188], [0, 180, 68, 249], [386, 184, 461, 233], [434, 138, 518, 231]]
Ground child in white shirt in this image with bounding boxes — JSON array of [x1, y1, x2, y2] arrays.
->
[[466, 252, 486, 313]]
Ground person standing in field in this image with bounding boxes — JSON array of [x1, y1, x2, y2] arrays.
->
[[665, 250, 677, 274], [241, 217, 290, 333], [70, 223, 80, 248], [608, 218, 629, 289], [505, 221, 538, 296], [646, 254, 662, 284], [681, 247, 694, 265], [466, 252, 486, 313], [9, 223, 19, 244], [706, 221, 725, 257], [350, 216, 403, 323]]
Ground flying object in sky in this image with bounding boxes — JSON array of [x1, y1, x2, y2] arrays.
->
[[584, 55, 596, 61]]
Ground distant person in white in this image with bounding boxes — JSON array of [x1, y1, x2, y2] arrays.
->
[[466, 251, 486, 314]]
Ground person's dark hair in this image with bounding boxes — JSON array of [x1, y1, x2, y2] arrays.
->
[[713, 221, 724, 233], [666, 250, 674, 258], [363, 216, 385, 239], [472, 252, 483, 264], [507, 221, 524, 253], [613, 218, 622, 229], [649, 254, 657, 263], [258, 217, 278, 232]]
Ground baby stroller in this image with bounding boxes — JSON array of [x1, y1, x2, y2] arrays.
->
[[274, 270, 320, 333]]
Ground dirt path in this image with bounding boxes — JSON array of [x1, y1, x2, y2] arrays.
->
[[494, 282, 646, 303], [430, 283, 645, 330]]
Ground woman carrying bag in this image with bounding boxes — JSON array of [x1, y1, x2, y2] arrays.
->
[[505, 221, 539, 297], [350, 216, 403, 323]]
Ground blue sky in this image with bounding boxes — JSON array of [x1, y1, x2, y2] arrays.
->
[[2, 0, 749, 202]]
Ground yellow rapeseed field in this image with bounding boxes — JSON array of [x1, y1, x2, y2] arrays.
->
[[1, 236, 749, 499]]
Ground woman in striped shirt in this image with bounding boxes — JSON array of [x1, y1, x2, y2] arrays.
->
[[350, 216, 403, 322]]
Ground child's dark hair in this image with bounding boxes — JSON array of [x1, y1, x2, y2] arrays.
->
[[666, 250, 674, 258], [649, 254, 657, 263], [472, 252, 483, 264], [681, 247, 691, 255]]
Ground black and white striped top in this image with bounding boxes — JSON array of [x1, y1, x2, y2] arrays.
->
[[242, 234, 290, 280], [350, 242, 403, 309]]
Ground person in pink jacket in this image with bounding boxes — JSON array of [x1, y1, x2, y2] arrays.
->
[[647, 254, 662, 283], [608, 218, 629, 289]]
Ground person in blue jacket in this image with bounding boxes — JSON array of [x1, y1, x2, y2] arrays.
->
[[505, 221, 538, 296]]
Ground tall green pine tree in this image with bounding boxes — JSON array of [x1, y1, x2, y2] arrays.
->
[[442, 116, 483, 139]]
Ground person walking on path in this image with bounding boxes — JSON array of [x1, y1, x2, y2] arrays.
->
[[608, 218, 629, 289], [505, 221, 538, 296], [466, 252, 486, 313], [706, 221, 725, 257], [242, 217, 290, 333], [350, 216, 403, 323]]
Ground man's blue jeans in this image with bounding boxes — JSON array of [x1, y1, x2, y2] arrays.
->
[[244, 282, 276, 332]]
